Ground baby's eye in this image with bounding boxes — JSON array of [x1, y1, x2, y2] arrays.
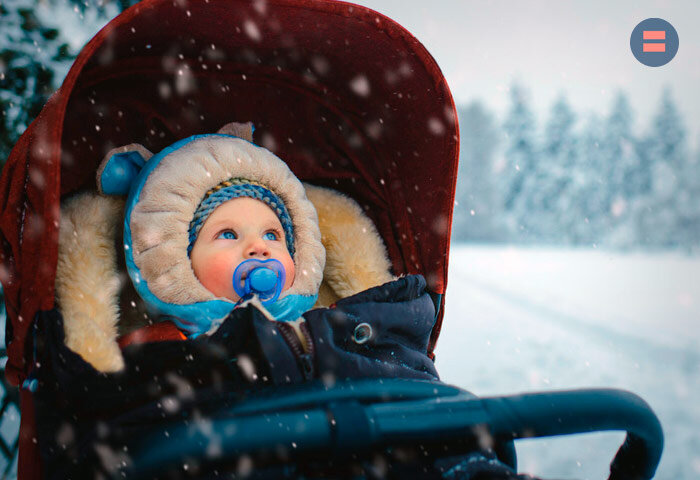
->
[[216, 230, 237, 240], [263, 231, 278, 241]]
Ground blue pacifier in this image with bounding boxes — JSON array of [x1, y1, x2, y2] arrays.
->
[[232, 258, 286, 304]]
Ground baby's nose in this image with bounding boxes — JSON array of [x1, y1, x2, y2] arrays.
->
[[245, 237, 270, 258]]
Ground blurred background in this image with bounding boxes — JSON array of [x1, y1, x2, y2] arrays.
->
[[1, 0, 698, 478]]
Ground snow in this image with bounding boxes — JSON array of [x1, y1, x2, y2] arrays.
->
[[435, 245, 700, 479], [350, 75, 371, 97]]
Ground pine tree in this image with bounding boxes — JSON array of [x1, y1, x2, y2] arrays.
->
[[500, 84, 538, 242], [675, 134, 700, 250], [601, 91, 640, 248], [0, 0, 125, 165], [635, 87, 688, 248], [542, 95, 580, 243], [606, 92, 640, 200], [517, 95, 579, 244], [574, 113, 606, 245], [452, 101, 501, 242], [0, 0, 72, 163]]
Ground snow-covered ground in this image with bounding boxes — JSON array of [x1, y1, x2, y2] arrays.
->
[[435, 245, 700, 480]]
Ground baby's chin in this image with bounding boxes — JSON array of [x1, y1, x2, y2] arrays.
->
[[225, 292, 242, 303], [219, 286, 293, 304]]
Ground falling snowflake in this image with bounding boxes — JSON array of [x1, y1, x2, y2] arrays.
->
[[243, 20, 262, 42], [350, 75, 370, 97]]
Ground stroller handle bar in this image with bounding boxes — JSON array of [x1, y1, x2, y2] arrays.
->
[[127, 381, 663, 480], [479, 389, 664, 480], [373, 388, 663, 480]]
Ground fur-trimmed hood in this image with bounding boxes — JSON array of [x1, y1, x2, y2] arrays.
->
[[56, 184, 394, 372], [95, 123, 326, 335]]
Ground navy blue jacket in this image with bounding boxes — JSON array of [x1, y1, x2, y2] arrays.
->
[[270, 274, 439, 384]]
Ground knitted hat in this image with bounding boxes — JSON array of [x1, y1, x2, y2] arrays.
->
[[187, 178, 295, 257], [96, 122, 326, 336]]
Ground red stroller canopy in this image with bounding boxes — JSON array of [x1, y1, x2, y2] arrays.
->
[[0, 0, 459, 385]]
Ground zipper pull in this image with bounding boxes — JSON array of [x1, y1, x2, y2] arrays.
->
[[299, 354, 314, 381], [276, 321, 316, 381]]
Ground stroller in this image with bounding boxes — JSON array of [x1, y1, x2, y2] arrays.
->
[[0, 0, 662, 478]]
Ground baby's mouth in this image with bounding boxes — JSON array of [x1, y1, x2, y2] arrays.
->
[[237, 271, 251, 288]]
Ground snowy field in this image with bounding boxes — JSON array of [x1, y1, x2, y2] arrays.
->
[[1, 245, 698, 479], [435, 245, 700, 480]]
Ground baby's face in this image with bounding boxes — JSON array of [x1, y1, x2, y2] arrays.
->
[[190, 197, 295, 302]]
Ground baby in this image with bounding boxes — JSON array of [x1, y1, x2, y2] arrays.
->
[[97, 121, 326, 337]]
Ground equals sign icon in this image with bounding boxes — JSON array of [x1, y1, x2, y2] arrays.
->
[[643, 31, 666, 52]]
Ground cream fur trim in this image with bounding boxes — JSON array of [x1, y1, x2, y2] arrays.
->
[[55, 186, 392, 372], [129, 136, 325, 305], [55, 192, 126, 372], [305, 185, 395, 307]]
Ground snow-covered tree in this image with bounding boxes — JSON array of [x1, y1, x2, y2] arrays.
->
[[607, 92, 642, 200], [0, 0, 123, 164], [452, 101, 502, 242], [634, 88, 689, 248], [516, 95, 579, 244], [674, 134, 700, 250], [572, 113, 607, 245], [500, 84, 538, 241], [599, 92, 640, 248], [542, 95, 580, 243], [0, 0, 72, 162]]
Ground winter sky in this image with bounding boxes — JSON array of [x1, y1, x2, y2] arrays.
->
[[353, 0, 700, 150]]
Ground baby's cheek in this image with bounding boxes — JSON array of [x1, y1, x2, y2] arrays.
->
[[281, 255, 295, 291], [193, 252, 237, 299]]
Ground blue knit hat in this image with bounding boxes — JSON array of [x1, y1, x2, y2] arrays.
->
[[187, 177, 295, 257]]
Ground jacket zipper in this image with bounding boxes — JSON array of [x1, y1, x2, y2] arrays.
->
[[277, 321, 315, 381]]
